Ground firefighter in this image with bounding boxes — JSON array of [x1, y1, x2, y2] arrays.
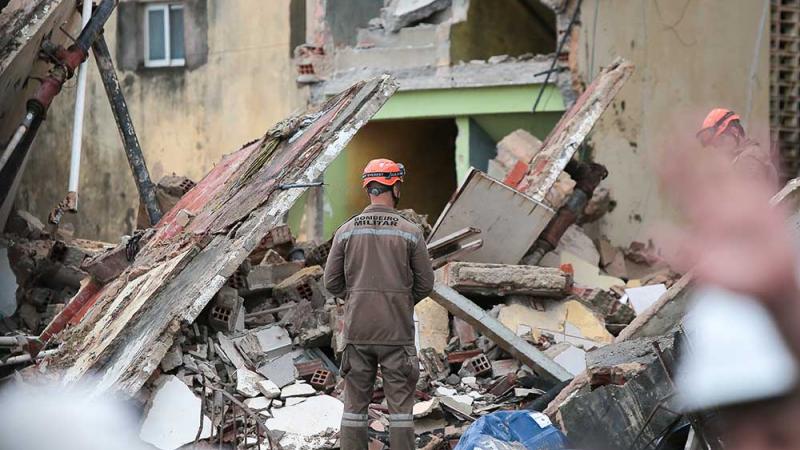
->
[[324, 158, 434, 450], [696, 108, 778, 186]]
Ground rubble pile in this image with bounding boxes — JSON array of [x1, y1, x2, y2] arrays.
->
[[0, 64, 697, 449], [0, 210, 112, 338], [0, 203, 680, 449]]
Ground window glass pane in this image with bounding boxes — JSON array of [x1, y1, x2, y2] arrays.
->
[[169, 6, 185, 60], [148, 9, 166, 61]]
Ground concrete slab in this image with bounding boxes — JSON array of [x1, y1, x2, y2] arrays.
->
[[235, 368, 265, 398], [414, 297, 449, 353], [244, 396, 271, 411], [257, 351, 300, 388], [545, 343, 587, 376], [624, 284, 667, 315], [498, 299, 613, 347], [266, 395, 343, 447], [561, 251, 624, 290], [139, 375, 212, 450], [280, 382, 316, 399], [257, 379, 281, 399]]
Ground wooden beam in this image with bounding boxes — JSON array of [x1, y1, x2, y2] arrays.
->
[[517, 58, 635, 206], [41, 75, 398, 397]]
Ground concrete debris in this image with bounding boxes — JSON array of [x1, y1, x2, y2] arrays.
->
[[265, 394, 343, 448], [272, 265, 326, 308], [497, 298, 613, 348], [623, 283, 668, 315], [235, 368, 265, 398], [0, 43, 700, 450], [438, 262, 572, 297], [29, 75, 397, 398], [139, 375, 212, 450], [544, 343, 587, 376], [243, 396, 272, 411], [381, 0, 452, 33], [555, 333, 679, 450], [257, 379, 282, 399], [413, 397, 442, 418], [415, 297, 450, 353], [280, 381, 316, 398], [257, 351, 301, 388]]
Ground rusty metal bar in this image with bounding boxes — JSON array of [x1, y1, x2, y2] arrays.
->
[[91, 33, 162, 225], [201, 382, 282, 449], [195, 374, 208, 445]]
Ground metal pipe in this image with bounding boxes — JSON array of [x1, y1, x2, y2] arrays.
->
[[1, 0, 119, 226], [75, 0, 119, 54], [92, 34, 162, 225], [0, 112, 34, 173], [1, 349, 58, 367], [0, 111, 44, 214], [65, 0, 94, 211]]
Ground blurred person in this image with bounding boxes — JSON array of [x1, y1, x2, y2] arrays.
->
[[660, 139, 800, 449], [696, 108, 778, 187]]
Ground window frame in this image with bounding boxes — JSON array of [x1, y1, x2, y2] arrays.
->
[[144, 3, 186, 68]]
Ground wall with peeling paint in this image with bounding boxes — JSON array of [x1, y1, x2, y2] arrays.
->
[[16, 0, 305, 241], [574, 0, 770, 247]]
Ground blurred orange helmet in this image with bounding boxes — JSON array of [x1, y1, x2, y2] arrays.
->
[[361, 158, 405, 188], [697, 108, 743, 146]]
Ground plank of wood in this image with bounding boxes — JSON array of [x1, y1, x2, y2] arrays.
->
[[517, 58, 634, 206], [42, 75, 398, 397], [429, 283, 572, 383]]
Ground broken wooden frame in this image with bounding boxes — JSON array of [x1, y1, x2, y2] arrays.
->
[[427, 227, 483, 269], [516, 58, 635, 203], [40, 75, 398, 397]]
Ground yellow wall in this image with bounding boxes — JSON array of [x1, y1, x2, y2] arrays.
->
[[575, 0, 770, 246], [450, 0, 556, 63], [16, 0, 304, 241], [322, 119, 458, 237]]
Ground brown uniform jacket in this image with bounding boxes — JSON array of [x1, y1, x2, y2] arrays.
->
[[732, 140, 779, 187], [324, 204, 434, 346]]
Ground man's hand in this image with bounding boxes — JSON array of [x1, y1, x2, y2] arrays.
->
[[657, 142, 797, 305]]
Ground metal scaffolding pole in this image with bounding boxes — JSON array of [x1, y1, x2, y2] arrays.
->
[[91, 33, 162, 226]]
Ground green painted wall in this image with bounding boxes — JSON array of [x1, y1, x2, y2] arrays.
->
[[289, 85, 567, 239], [453, 112, 562, 184], [373, 84, 564, 120], [472, 112, 562, 142]]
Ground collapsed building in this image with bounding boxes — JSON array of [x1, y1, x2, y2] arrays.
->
[[0, 0, 797, 450]]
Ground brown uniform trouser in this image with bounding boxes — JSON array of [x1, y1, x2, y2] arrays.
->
[[340, 344, 419, 450]]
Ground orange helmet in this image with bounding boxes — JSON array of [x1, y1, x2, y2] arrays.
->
[[697, 108, 743, 146], [361, 158, 405, 188]]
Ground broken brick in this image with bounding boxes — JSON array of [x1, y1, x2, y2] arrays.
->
[[207, 287, 244, 333], [272, 266, 326, 308], [309, 369, 335, 391], [446, 349, 482, 365], [461, 354, 491, 377], [295, 359, 324, 379]]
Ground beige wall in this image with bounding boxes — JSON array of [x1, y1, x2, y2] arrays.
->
[[575, 0, 770, 247], [16, 0, 304, 241]]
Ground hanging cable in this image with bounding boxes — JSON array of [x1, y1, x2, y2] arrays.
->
[[532, 0, 584, 115]]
